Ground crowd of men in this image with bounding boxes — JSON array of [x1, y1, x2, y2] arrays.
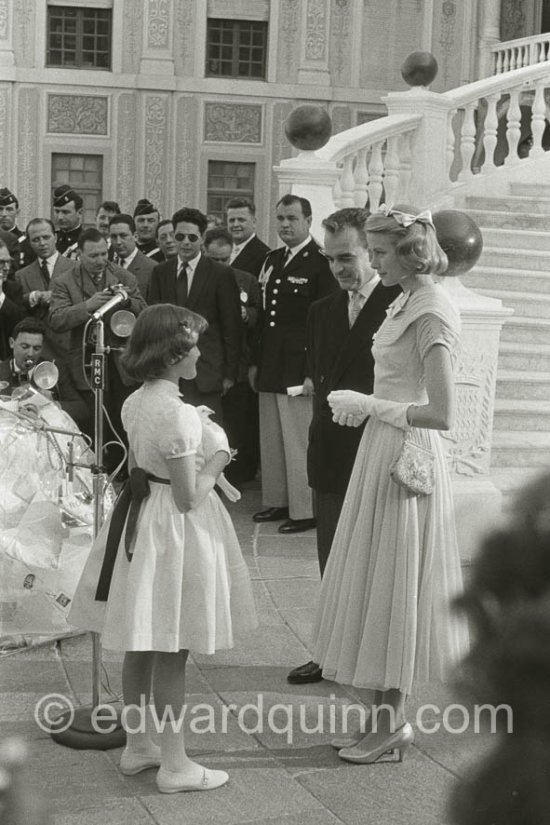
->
[[0, 185, 402, 684]]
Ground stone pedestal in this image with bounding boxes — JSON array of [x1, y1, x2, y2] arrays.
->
[[273, 152, 339, 239], [440, 276, 513, 562]]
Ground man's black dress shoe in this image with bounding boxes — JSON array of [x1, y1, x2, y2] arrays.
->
[[253, 506, 289, 523], [287, 660, 323, 684], [278, 518, 317, 534]]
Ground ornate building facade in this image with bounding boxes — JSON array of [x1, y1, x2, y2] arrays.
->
[[0, 0, 546, 240]]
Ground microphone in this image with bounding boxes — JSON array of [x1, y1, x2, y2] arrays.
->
[[91, 286, 129, 321]]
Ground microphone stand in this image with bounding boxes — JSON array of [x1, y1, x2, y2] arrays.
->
[[51, 316, 125, 750]]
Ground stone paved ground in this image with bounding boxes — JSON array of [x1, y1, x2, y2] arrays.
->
[[0, 482, 495, 825]]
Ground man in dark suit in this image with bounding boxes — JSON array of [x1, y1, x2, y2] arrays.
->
[[109, 213, 156, 301], [16, 218, 75, 362], [227, 198, 270, 279], [0, 239, 24, 360], [52, 185, 84, 258], [204, 226, 261, 484], [287, 206, 400, 684], [0, 317, 89, 430], [148, 207, 241, 420], [0, 187, 33, 267], [49, 228, 146, 457], [250, 194, 337, 534]]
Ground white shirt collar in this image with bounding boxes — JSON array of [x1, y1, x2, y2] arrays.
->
[[45, 250, 59, 267], [349, 274, 380, 303], [232, 233, 256, 254], [122, 246, 139, 267], [282, 234, 312, 263], [178, 251, 201, 273]]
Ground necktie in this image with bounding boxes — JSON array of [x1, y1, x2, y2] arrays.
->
[[176, 263, 188, 305], [40, 259, 50, 284], [283, 247, 292, 266], [349, 291, 364, 328]]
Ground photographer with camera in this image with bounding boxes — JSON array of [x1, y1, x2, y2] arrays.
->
[[49, 228, 146, 472]]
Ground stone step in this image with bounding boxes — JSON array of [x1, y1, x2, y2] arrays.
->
[[493, 399, 550, 431], [497, 341, 550, 372], [465, 194, 550, 214], [491, 431, 550, 467], [497, 369, 550, 401], [478, 288, 550, 319], [500, 316, 550, 345], [490, 466, 545, 497], [462, 267, 549, 294], [482, 227, 550, 251], [466, 209, 550, 231], [479, 246, 550, 272], [510, 182, 550, 198]]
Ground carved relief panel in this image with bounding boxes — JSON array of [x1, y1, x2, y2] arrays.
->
[[175, 95, 199, 211], [17, 86, 39, 224], [204, 103, 262, 144], [116, 93, 138, 211], [143, 95, 169, 210], [277, 0, 300, 83], [47, 95, 109, 135]]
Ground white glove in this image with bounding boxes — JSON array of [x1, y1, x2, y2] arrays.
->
[[216, 473, 241, 502], [328, 391, 413, 430]]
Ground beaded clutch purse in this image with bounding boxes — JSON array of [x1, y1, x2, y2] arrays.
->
[[390, 433, 435, 496]]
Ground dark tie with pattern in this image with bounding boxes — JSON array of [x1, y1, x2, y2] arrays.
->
[[176, 262, 188, 305], [40, 259, 50, 284]]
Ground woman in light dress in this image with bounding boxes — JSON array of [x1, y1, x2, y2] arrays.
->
[[312, 205, 468, 764], [69, 304, 256, 793]]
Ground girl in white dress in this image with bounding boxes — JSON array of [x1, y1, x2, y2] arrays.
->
[[312, 205, 468, 764], [69, 304, 257, 793]]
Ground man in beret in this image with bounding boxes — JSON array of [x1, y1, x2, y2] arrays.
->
[[52, 184, 83, 258], [0, 187, 34, 268], [133, 198, 163, 262]]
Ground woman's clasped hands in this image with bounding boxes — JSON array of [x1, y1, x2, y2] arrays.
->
[[327, 390, 373, 427]]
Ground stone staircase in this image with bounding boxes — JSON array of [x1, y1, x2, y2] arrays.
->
[[462, 182, 550, 498]]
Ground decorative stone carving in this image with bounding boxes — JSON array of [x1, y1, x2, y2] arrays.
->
[[442, 348, 496, 477], [305, 0, 328, 61], [279, 0, 300, 82], [500, 0, 527, 42], [438, 1, 457, 87], [204, 103, 262, 144], [13, 0, 34, 66], [147, 0, 170, 49], [331, 0, 351, 84], [17, 86, 39, 226], [174, 0, 194, 77], [122, 0, 142, 74], [0, 0, 9, 40], [144, 95, 168, 210], [0, 86, 9, 182], [47, 95, 108, 135], [116, 94, 137, 210], [175, 95, 199, 213]]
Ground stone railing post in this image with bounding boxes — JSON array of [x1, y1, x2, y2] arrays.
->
[[273, 153, 340, 240], [384, 89, 451, 209], [440, 278, 513, 562]]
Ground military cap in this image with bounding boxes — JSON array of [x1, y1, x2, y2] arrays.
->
[[53, 184, 83, 209], [133, 198, 157, 217], [0, 187, 18, 207]]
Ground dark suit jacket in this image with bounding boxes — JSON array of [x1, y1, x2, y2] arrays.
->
[[49, 262, 146, 390], [254, 239, 338, 393], [126, 249, 156, 302], [16, 254, 76, 360], [148, 254, 241, 393], [231, 265, 260, 382], [232, 235, 270, 279], [0, 280, 25, 360], [306, 282, 400, 494]]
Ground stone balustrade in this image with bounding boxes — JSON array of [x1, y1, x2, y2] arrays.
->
[[492, 32, 550, 74]]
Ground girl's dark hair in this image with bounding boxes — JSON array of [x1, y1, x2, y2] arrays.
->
[[120, 304, 207, 382]]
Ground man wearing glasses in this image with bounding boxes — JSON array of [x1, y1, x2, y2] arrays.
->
[[0, 241, 24, 360], [148, 207, 241, 421]]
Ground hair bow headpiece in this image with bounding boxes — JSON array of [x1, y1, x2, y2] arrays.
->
[[375, 204, 434, 229]]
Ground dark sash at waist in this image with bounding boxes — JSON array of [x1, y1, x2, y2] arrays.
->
[[95, 468, 170, 602]]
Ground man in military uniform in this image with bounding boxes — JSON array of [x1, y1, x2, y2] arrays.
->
[[133, 199, 163, 262], [250, 194, 337, 534], [0, 187, 33, 267], [52, 184, 83, 258]]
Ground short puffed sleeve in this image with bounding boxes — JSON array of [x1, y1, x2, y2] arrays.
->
[[157, 400, 202, 459], [415, 313, 460, 363]]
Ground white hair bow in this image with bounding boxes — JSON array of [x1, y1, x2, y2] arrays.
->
[[375, 204, 434, 229]]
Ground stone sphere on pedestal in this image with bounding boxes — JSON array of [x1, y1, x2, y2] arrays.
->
[[401, 51, 438, 87], [284, 105, 332, 151], [433, 210, 484, 276]]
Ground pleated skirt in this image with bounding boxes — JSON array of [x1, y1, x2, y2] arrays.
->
[[312, 417, 468, 694]]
